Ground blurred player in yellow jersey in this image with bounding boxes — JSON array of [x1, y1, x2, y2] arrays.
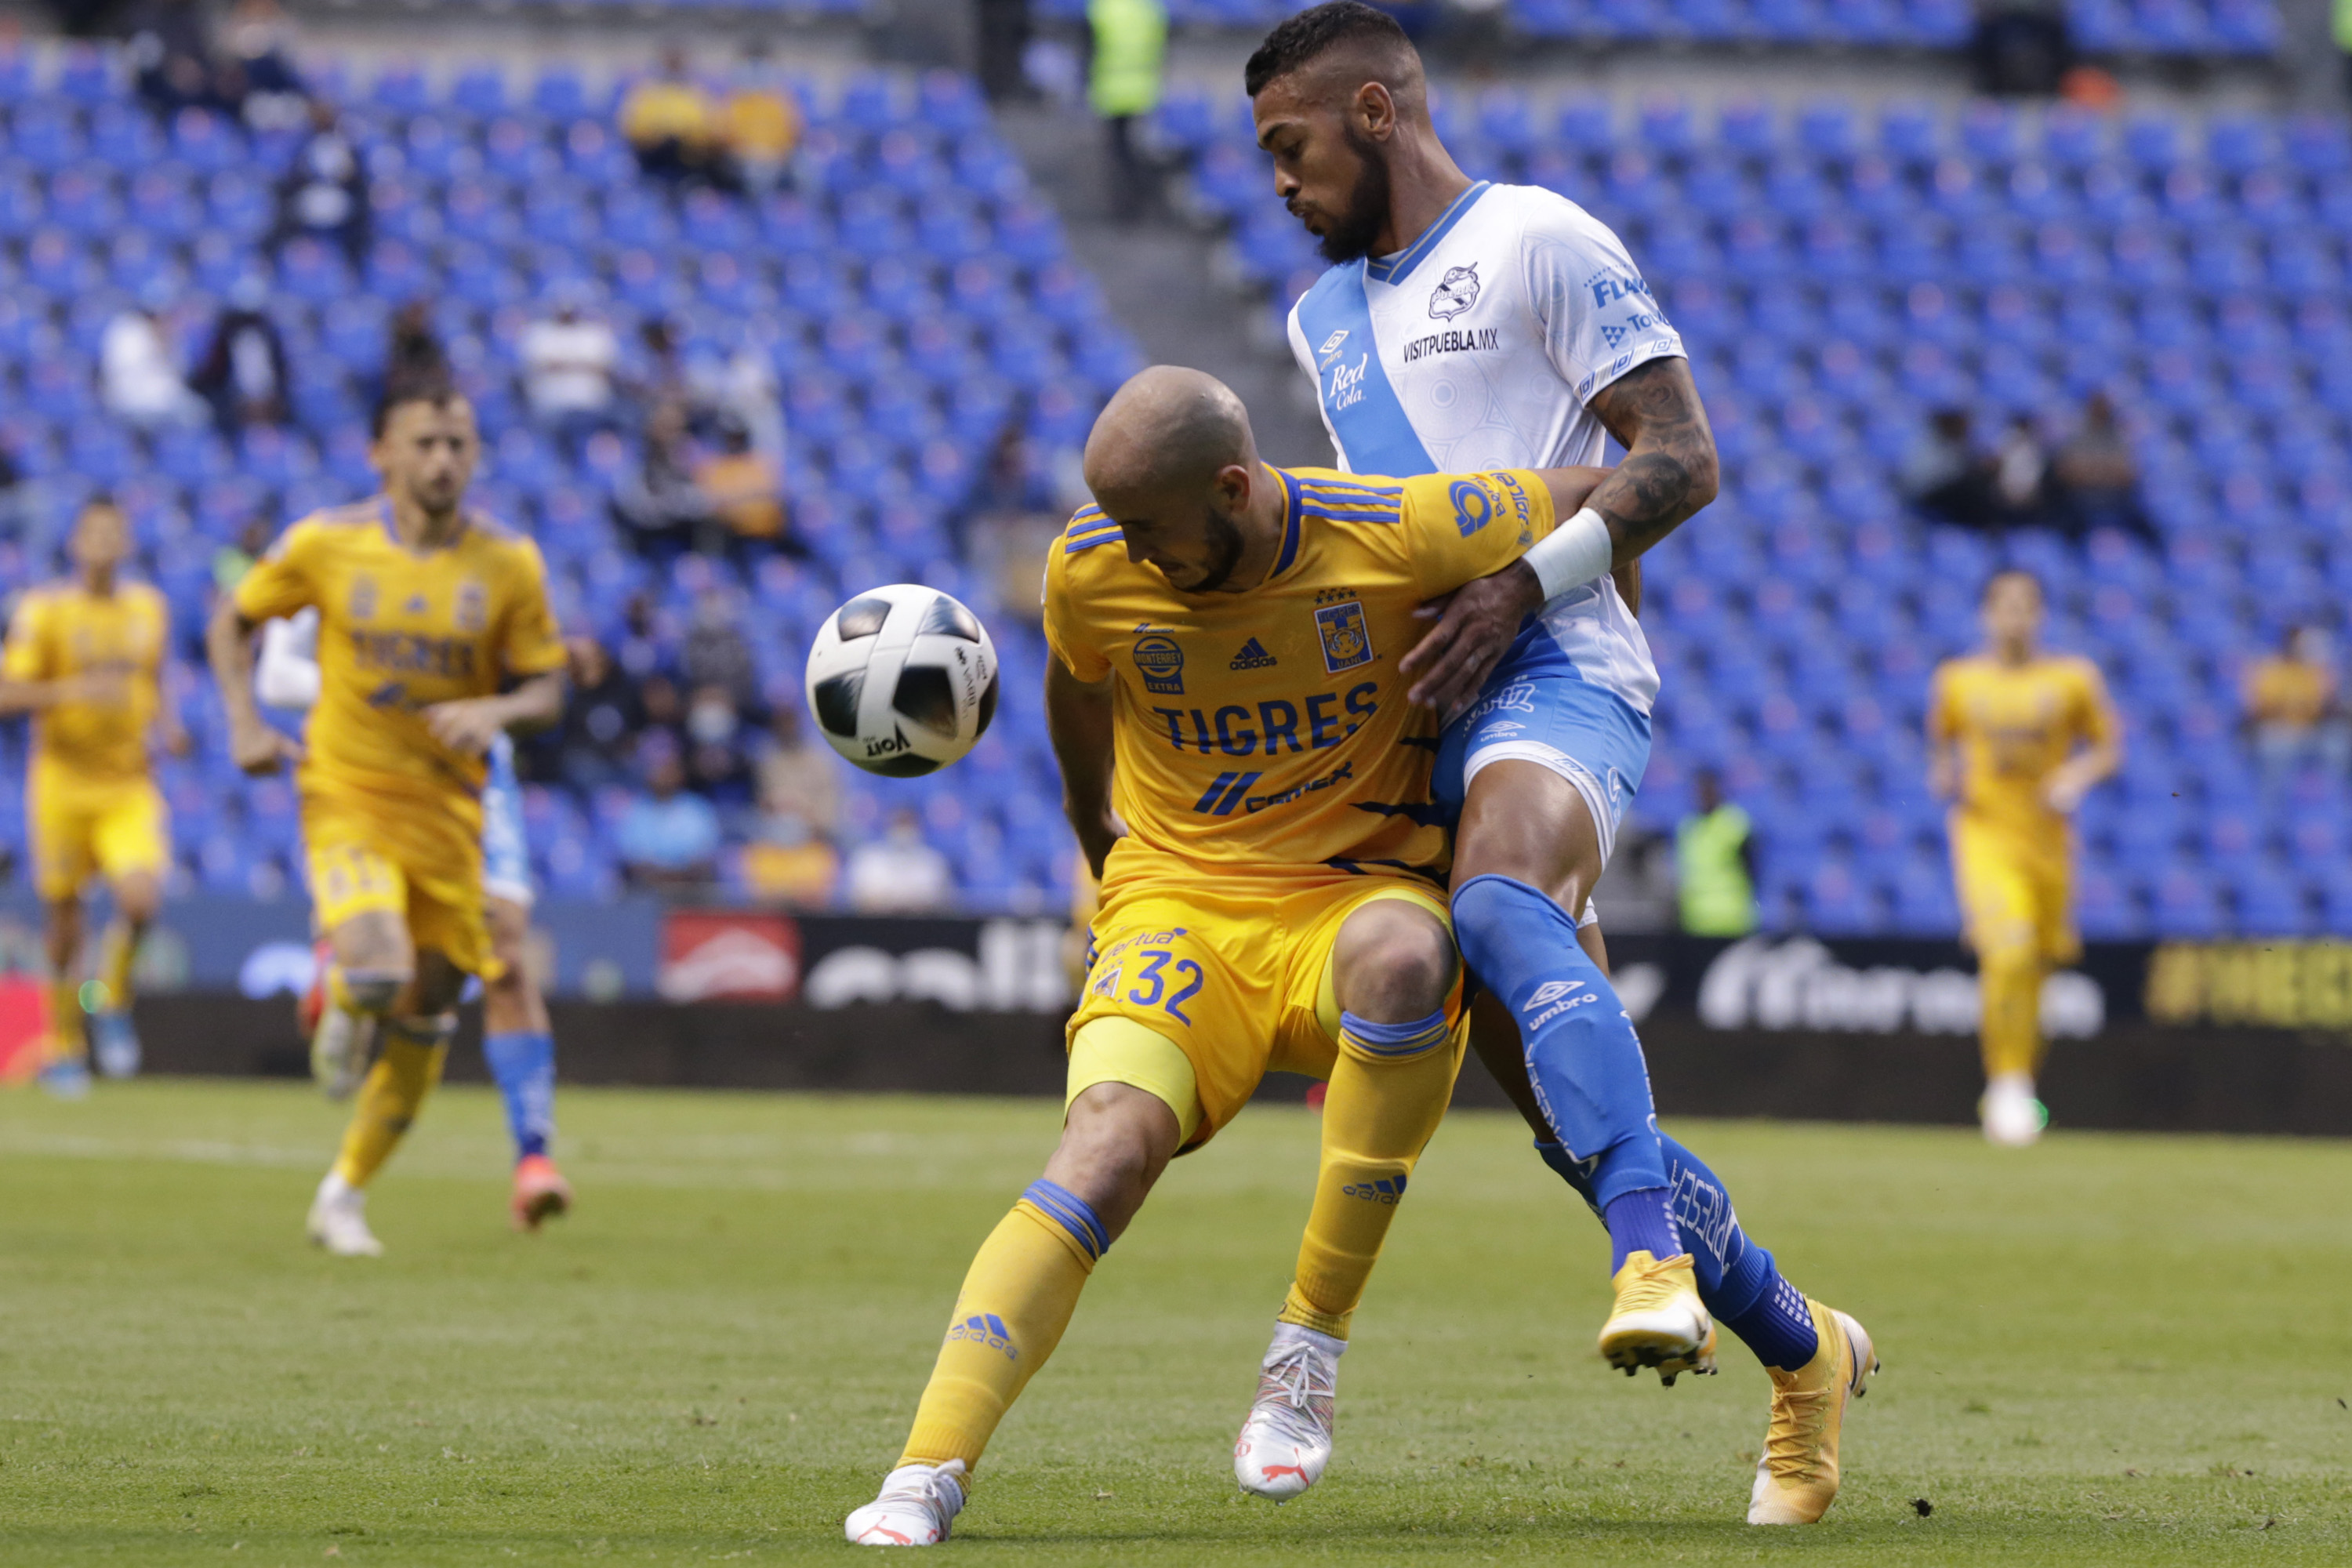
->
[[205, 372, 567, 1255], [0, 499, 187, 1097], [1928, 571, 2122, 1146], [846, 367, 1616, 1545]]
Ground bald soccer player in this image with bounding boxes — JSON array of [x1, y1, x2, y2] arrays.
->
[[1247, 2, 1875, 1524], [846, 368, 1614, 1544]]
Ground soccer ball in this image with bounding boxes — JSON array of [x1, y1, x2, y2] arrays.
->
[[805, 584, 1000, 777]]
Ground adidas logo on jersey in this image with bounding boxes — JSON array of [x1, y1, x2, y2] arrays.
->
[[947, 1312, 1018, 1360], [1229, 638, 1278, 670]]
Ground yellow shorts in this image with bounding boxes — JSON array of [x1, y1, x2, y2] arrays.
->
[[305, 798, 495, 979], [1065, 873, 1463, 1150], [29, 771, 169, 902], [1951, 813, 2076, 966]]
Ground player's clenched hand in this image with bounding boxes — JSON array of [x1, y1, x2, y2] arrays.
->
[[422, 697, 506, 758], [228, 715, 301, 775], [1401, 561, 1544, 714]]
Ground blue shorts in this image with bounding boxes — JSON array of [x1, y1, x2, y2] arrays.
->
[[481, 734, 533, 908], [1433, 659, 1653, 869]]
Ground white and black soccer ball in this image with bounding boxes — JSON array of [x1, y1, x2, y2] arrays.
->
[[804, 584, 1000, 777]]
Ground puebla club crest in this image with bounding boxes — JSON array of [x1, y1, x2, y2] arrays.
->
[[1428, 263, 1480, 321]]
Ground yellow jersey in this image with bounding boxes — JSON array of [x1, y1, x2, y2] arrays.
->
[[232, 499, 565, 822], [1929, 653, 2117, 840], [1044, 466, 1555, 892], [2, 580, 169, 783]]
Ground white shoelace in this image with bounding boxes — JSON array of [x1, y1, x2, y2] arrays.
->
[[1253, 1341, 1336, 1440]]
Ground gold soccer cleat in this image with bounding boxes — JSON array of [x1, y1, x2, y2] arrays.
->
[[1748, 1301, 1878, 1525], [1597, 1250, 1717, 1384]]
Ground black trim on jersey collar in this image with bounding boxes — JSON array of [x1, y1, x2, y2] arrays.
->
[[1364, 181, 1491, 287]]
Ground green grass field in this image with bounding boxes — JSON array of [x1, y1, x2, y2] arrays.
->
[[1, 1079, 2347, 1566]]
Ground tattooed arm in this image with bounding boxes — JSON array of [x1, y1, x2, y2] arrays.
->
[[1582, 356, 1720, 559], [1401, 359, 1713, 710]]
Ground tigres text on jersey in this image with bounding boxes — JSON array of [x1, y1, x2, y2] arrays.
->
[[1044, 466, 1555, 891]]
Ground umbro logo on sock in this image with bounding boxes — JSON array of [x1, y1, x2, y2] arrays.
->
[[947, 1313, 1018, 1360], [1230, 638, 1278, 670]]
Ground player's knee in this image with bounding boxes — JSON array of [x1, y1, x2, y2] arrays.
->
[[1334, 901, 1457, 1022], [113, 876, 160, 926], [340, 968, 408, 1015], [1052, 1082, 1178, 1207]]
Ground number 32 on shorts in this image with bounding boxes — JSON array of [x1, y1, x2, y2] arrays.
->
[[1088, 940, 1205, 1026]]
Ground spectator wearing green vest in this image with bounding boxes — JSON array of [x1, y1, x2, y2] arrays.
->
[[1088, 0, 1167, 222], [1675, 769, 1757, 938], [2339, 0, 2352, 100]]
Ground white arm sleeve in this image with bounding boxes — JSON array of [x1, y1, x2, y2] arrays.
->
[[254, 607, 322, 711], [1520, 194, 1686, 407]]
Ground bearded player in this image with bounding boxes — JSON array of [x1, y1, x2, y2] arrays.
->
[[1929, 571, 2122, 1145], [258, 607, 574, 1230], [1250, 2, 1874, 1523], [206, 370, 566, 1257], [846, 368, 1623, 1545], [0, 497, 188, 1096]]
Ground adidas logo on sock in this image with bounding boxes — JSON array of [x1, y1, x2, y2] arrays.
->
[[1230, 638, 1277, 670], [947, 1312, 1018, 1360], [1340, 1175, 1407, 1204]]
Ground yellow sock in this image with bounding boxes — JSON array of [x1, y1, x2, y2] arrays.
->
[[898, 1187, 1102, 1472], [96, 923, 136, 1012], [45, 976, 85, 1064], [1280, 1008, 1465, 1340], [332, 1020, 450, 1188], [1978, 946, 2045, 1081]]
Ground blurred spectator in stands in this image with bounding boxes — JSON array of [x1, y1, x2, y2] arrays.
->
[[210, 513, 273, 593], [757, 703, 841, 841], [693, 419, 792, 561], [520, 290, 620, 447], [683, 588, 758, 707], [847, 808, 954, 913], [220, 0, 305, 130], [1901, 408, 1994, 530], [739, 812, 839, 908], [102, 289, 209, 431], [612, 404, 714, 559], [0, 435, 28, 544], [129, 0, 225, 117], [548, 637, 644, 791], [621, 45, 726, 189], [272, 98, 368, 267], [616, 744, 720, 889], [189, 277, 289, 434], [2051, 392, 2152, 542], [383, 298, 448, 392], [637, 671, 685, 753], [2243, 626, 2349, 792], [721, 40, 803, 194], [683, 683, 754, 802], [971, 426, 1062, 624], [634, 318, 693, 433], [1089, 0, 1167, 223], [1988, 415, 2051, 528], [1675, 768, 1757, 938], [688, 327, 786, 459], [1971, 0, 2074, 97]]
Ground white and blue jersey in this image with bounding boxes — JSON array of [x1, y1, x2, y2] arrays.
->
[[1284, 180, 1684, 864]]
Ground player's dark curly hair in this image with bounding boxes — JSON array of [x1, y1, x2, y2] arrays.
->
[[372, 301, 460, 437], [1244, 2, 1412, 97]]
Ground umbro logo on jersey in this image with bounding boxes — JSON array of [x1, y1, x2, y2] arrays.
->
[[1526, 980, 1587, 1009], [1229, 638, 1277, 670], [1428, 263, 1480, 321], [1316, 328, 1348, 366]]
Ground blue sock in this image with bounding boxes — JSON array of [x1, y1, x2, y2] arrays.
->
[[482, 1029, 557, 1162], [1454, 873, 1668, 1229], [1535, 1131, 1819, 1370], [1601, 1188, 1679, 1272], [1657, 1131, 1818, 1370]]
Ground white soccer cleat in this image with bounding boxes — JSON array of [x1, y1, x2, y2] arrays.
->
[[1234, 1323, 1342, 1501], [306, 1173, 384, 1258], [310, 1004, 377, 1102], [844, 1459, 967, 1546], [1980, 1073, 2046, 1147]]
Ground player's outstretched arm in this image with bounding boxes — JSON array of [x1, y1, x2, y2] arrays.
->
[[1398, 464, 1612, 713], [1047, 655, 1123, 881], [206, 597, 302, 775]]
